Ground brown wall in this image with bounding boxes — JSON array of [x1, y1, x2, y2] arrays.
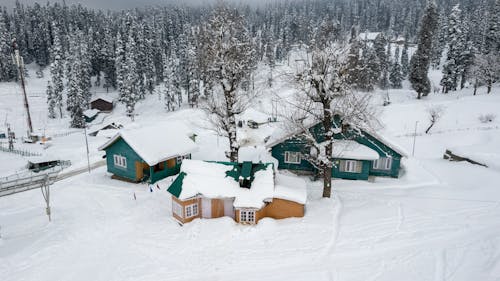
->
[[235, 199, 304, 224], [90, 100, 113, 112], [263, 199, 304, 220], [173, 196, 304, 225], [172, 196, 201, 224], [211, 199, 225, 218]]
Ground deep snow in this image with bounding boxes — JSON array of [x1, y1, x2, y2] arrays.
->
[[1, 63, 500, 281]]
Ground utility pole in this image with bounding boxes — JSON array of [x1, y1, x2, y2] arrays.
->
[[83, 120, 91, 173], [41, 175, 51, 222], [12, 40, 33, 137], [412, 121, 418, 157]]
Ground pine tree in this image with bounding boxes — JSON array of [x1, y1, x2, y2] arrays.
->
[[50, 22, 65, 118], [400, 38, 409, 77], [431, 10, 447, 69], [440, 5, 464, 93], [409, 0, 438, 99], [121, 31, 139, 118], [373, 34, 388, 89], [115, 32, 126, 95], [46, 82, 56, 119], [0, 18, 16, 82], [162, 52, 176, 111], [389, 46, 403, 88], [484, 0, 500, 55]]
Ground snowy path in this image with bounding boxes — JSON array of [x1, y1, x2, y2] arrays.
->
[[1, 158, 500, 281]]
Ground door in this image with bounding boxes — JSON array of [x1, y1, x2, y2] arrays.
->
[[135, 161, 143, 181], [223, 198, 235, 218], [202, 197, 212, 218]]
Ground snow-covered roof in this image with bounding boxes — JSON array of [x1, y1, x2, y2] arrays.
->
[[266, 121, 408, 158], [273, 173, 307, 204], [96, 129, 119, 139], [168, 160, 275, 209], [91, 96, 113, 104], [98, 123, 198, 166], [238, 146, 277, 166], [358, 32, 381, 41], [361, 130, 408, 157], [83, 109, 99, 118], [332, 140, 379, 160], [27, 156, 61, 164]]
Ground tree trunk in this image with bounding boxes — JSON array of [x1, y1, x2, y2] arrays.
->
[[425, 122, 435, 134], [487, 81, 492, 94], [473, 79, 478, 95], [224, 89, 239, 163], [322, 165, 332, 198], [321, 99, 333, 198], [417, 91, 422, 99]]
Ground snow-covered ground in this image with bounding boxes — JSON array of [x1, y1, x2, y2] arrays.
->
[[1, 65, 500, 281]]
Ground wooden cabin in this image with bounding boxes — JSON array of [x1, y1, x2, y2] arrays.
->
[[265, 115, 407, 181], [98, 123, 198, 183], [90, 96, 114, 112], [165, 160, 306, 225]]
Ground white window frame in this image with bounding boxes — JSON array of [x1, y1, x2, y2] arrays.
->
[[176, 154, 191, 165], [172, 201, 183, 217], [185, 203, 199, 218], [113, 154, 127, 169], [239, 209, 256, 224], [373, 157, 392, 170], [340, 160, 358, 173], [284, 151, 301, 164]]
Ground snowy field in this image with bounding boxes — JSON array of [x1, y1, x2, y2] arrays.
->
[[1, 65, 500, 281]]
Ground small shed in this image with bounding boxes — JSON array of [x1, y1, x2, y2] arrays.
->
[[27, 157, 68, 172], [164, 160, 306, 225], [98, 123, 198, 183], [90, 96, 114, 112], [83, 109, 99, 123], [88, 122, 123, 137]]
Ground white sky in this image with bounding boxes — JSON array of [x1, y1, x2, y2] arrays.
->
[[1, 0, 273, 10]]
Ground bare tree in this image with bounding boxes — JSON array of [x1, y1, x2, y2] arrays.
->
[[281, 43, 374, 198], [469, 54, 500, 95], [199, 4, 256, 162], [425, 105, 445, 134]]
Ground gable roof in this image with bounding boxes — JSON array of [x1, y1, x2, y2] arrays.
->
[[91, 96, 114, 104], [331, 140, 379, 160], [98, 122, 197, 166], [265, 121, 407, 158]]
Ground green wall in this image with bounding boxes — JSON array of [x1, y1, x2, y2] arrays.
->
[[270, 118, 404, 180], [332, 159, 371, 180], [104, 138, 143, 181], [271, 139, 316, 172]]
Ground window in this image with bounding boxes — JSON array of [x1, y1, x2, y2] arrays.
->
[[185, 203, 199, 218], [240, 209, 256, 224], [373, 157, 392, 170], [172, 201, 183, 217], [113, 155, 127, 169], [176, 154, 191, 165], [339, 160, 359, 173], [284, 151, 301, 164]]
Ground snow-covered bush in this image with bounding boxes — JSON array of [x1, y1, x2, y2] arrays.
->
[[479, 114, 496, 123]]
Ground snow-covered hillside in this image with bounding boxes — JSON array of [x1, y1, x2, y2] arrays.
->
[[1, 64, 500, 281]]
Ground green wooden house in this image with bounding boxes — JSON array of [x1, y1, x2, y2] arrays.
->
[[98, 124, 198, 183], [266, 117, 407, 181]]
